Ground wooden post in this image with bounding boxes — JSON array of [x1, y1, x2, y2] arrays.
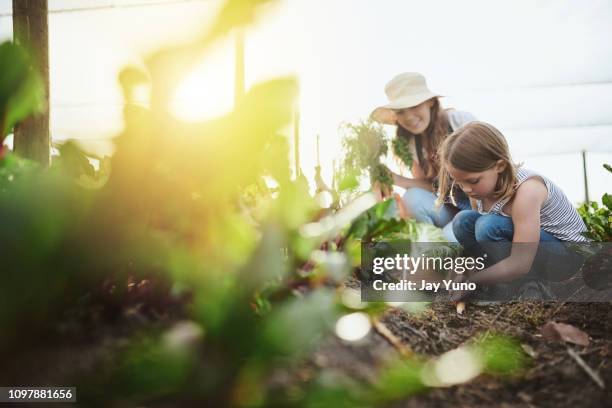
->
[[12, 0, 50, 165], [234, 28, 245, 107], [582, 150, 589, 203]]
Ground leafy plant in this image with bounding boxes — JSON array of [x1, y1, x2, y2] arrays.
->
[[0, 41, 45, 141], [578, 164, 612, 242], [392, 135, 413, 169], [337, 119, 393, 194], [345, 198, 418, 243], [0, 1, 426, 406], [0, 1, 530, 406]]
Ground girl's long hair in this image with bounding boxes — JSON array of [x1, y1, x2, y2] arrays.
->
[[395, 97, 449, 180], [436, 122, 518, 207]]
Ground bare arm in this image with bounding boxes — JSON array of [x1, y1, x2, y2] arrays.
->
[[468, 179, 548, 285], [391, 161, 435, 191]]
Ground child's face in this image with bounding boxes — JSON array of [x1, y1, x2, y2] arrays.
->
[[394, 99, 433, 134], [448, 161, 506, 200]]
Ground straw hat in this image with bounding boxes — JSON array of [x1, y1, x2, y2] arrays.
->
[[371, 72, 440, 125]]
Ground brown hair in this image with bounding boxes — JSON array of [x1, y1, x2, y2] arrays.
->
[[436, 121, 518, 206], [395, 97, 449, 180]]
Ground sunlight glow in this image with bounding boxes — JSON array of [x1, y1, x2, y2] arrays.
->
[[170, 41, 234, 122], [433, 347, 483, 386], [335, 312, 371, 342]]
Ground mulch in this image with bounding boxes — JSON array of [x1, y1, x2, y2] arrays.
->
[[307, 301, 612, 408]]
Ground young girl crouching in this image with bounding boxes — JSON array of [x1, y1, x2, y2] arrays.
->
[[436, 122, 587, 300]]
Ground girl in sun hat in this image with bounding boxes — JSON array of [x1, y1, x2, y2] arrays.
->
[[371, 72, 476, 241]]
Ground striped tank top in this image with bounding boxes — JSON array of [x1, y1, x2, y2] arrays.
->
[[476, 168, 588, 242]]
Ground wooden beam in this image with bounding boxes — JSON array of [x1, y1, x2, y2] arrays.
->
[[12, 0, 50, 165]]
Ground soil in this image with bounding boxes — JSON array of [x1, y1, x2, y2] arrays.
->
[[1, 282, 611, 408], [381, 302, 612, 407]]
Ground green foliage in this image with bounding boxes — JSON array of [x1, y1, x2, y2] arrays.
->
[[51, 141, 96, 178], [118, 335, 196, 399], [0, 1, 422, 406], [578, 164, 612, 242], [368, 360, 426, 403], [370, 162, 393, 188], [345, 198, 419, 243], [578, 199, 612, 242], [473, 334, 528, 376], [0, 1, 516, 406], [392, 135, 413, 168], [0, 41, 45, 139], [0, 152, 39, 190], [337, 119, 393, 193]]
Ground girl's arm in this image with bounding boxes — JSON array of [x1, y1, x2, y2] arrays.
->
[[468, 179, 548, 285], [391, 162, 435, 191]]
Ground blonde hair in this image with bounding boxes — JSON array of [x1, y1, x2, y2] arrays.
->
[[395, 97, 449, 180], [436, 121, 518, 207]]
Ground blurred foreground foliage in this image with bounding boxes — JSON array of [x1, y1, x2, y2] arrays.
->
[[0, 41, 45, 140], [0, 1, 528, 406]]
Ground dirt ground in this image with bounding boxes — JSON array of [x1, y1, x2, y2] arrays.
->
[[305, 300, 612, 408], [2, 282, 611, 407]]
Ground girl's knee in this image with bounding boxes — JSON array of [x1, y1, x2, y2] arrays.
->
[[474, 214, 513, 242], [452, 210, 480, 242]]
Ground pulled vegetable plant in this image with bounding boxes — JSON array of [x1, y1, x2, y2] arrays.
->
[[337, 119, 393, 197]]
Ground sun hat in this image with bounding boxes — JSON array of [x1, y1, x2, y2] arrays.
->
[[371, 72, 441, 125]]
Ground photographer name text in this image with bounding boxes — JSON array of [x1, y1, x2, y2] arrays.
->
[[372, 279, 476, 292]]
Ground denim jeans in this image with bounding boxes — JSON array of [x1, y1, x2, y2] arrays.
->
[[396, 187, 471, 242], [452, 210, 581, 282]]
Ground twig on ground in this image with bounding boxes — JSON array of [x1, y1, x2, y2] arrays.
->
[[478, 307, 506, 343], [548, 285, 585, 319], [372, 318, 414, 358], [567, 347, 605, 389]]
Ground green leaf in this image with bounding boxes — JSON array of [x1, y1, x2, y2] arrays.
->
[[369, 359, 425, 403], [475, 334, 527, 376], [0, 42, 45, 139], [338, 172, 359, 192], [258, 289, 337, 358], [374, 198, 394, 219], [602, 193, 612, 210], [118, 336, 195, 398]]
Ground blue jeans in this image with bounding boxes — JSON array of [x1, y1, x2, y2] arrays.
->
[[396, 187, 471, 242], [452, 210, 580, 281]]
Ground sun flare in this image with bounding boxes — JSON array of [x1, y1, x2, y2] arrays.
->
[[170, 41, 235, 122]]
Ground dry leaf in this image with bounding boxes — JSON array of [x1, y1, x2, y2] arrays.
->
[[541, 322, 590, 347]]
